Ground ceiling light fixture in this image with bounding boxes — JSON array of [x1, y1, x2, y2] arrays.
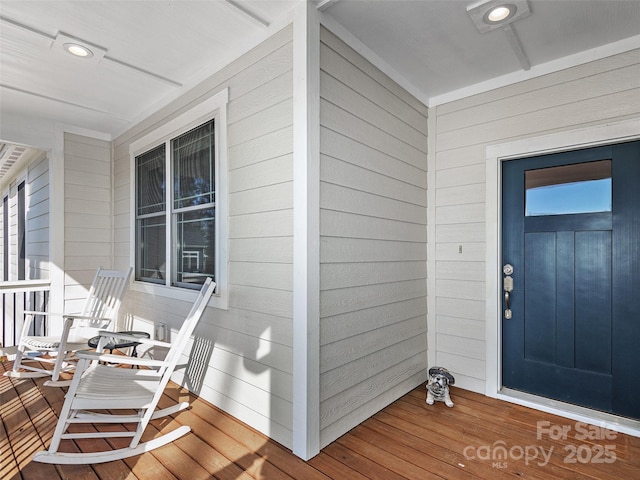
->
[[52, 32, 107, 64], [467, 0, 532, 71], [63, 42, 94, 58], [467, 0, 530, 33], [485, 4, 515, 24]]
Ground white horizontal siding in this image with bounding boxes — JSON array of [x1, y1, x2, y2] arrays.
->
[[319, 358, 425, 447], [320, 153, 426, 206], [321, 261, 426, 290], [229, 182, 292, 216], [436, 278, 485, 302], [321, 316, 427, 375], [321, 279, 426, 319], [321, 127, 427, 190], [321, 210, 426, 243], [437, 333, 485, 361], [229, 210, 293, 239], [436, 241, 485, 262], [320, 42, 427, 128], [436, 183, 484, 207], [322, 296, 427, 345], [230, 237, 293, 264], [321, 182, 426, 224], [63, 133, 112, 312], [322, 100, 425, 169], [437, 316, 485, 340], [229, 262, 292, 292], [228, 126, 292, 171], [321, 71, 427, 151], [436, 51, 640, 119], [318, 27, 428, 448], [431, 47, 640, 393], [64, 255, 112, 271], [113, 25, 294, 448], [112, 144, 130, 272], [321, 237, 427, 263], [437, 260, 485, 281], [229, 154, 292, 193], [64, 212, 111, 230], [228, 98, 292, 147], [435, 223, 485, 243]]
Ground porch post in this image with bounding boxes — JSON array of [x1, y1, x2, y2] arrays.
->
[[49, 127, 66, 329], [292, 0, 320, 460]]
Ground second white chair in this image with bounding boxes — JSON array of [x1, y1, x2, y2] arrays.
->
[[4, 267, 132, 383]]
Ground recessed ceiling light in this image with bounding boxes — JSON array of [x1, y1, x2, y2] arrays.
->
[[52, 32, 107, 64], [63, 42, 94, 58], [485, 4, 515, 23], [467, 0, 531, 33]]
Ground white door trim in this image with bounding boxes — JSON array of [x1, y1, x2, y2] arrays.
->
[[484, 117, 640, 437]]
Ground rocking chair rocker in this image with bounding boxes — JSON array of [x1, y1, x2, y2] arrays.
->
[[33, 277, 215, 465], [4, 267, 132, 384]]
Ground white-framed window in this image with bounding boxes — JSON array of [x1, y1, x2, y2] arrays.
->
[[1, 178, 27, 281], [130, 88, 228, 307], [17, 180, 25, 280], [3, 194, 8, 281]]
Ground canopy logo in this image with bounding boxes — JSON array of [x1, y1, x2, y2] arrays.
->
[[463, 440, 553, 468], [462, 421, 617, 469]]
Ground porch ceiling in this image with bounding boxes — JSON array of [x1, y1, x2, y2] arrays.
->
[[1, 0, 639, 164]]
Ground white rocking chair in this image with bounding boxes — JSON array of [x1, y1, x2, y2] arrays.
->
[[4, 267, 132, 384], [33, 277, 216, 465]]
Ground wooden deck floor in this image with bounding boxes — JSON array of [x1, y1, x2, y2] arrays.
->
[[2, 360, 639, 480]]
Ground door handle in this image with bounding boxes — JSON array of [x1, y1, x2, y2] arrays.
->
[[503, 264, 514, 319]]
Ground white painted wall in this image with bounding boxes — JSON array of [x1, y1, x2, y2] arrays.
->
[[63, 133, 113, 314], [318, 27, 428, 448], [429, 47, 640, 394], [113, 26, 295, 448]]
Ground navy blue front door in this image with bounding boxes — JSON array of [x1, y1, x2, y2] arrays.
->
[[502, 140, 640, 419]]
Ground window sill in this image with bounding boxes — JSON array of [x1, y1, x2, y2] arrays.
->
[[131, 280, 228, 310]]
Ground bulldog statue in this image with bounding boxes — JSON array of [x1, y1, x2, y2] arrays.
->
[[426, 366, 455, 408]]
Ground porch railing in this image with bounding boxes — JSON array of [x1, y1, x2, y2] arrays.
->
[[0, 279, 50, 348]]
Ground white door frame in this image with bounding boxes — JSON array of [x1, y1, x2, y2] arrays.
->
[[484, 117, 640, 437]]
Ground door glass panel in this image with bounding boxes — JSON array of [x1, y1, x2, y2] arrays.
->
[[525, 160, 611, 216]]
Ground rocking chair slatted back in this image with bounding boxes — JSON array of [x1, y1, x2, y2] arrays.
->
[[160, 280, 214, 374], [85, 270, 128, 316], [71, 268, 132, 338]]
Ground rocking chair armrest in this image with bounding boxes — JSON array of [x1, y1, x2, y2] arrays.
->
[[74, 350, 167, 368], [96, 331, 171, 348]]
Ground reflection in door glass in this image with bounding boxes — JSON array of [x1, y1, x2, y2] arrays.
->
[[525, 160, 611, 216]]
